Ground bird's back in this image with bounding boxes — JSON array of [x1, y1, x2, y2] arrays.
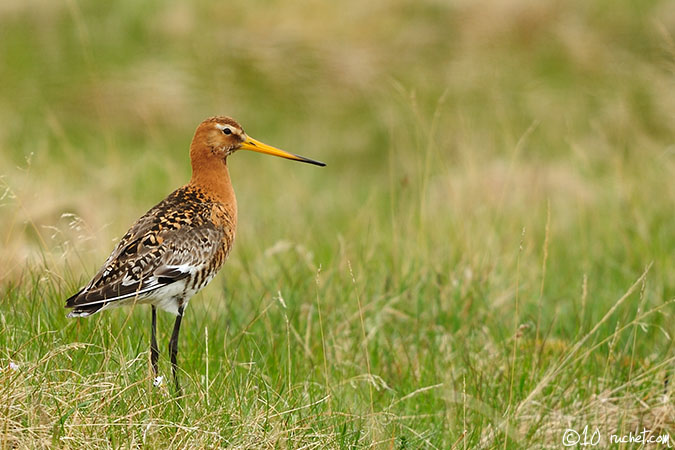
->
[[65, 184, 236, 316]]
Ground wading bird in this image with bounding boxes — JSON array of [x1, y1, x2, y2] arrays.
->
[[65, 116, 325, 393]]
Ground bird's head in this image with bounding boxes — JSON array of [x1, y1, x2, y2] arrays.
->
[[190, 116, 325, 167]]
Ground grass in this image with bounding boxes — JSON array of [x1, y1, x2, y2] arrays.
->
[[1, 0, 674, 448]]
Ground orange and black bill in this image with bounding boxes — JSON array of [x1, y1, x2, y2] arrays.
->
[[240, 136, 326, 167]]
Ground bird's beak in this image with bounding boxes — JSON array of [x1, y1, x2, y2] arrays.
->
[[240, 136, 326, 167]]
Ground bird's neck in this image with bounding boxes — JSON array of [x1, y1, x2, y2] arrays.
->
[[189, 157, 237, 219]]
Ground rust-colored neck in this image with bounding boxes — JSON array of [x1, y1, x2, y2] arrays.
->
[[188, 139, 237, 223]]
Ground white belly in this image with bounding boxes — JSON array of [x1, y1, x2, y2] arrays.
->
[[97, 279, 199, 316]]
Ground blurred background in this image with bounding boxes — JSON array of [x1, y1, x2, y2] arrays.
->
[[1, 0, 673, 279], [1, 0, 674, 446]]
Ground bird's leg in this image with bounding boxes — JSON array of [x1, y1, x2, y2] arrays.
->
[[169, 305, 184, 395], [151, 305, 159, 377]]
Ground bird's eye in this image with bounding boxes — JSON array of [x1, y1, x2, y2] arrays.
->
[[222, 127, 232, 135]]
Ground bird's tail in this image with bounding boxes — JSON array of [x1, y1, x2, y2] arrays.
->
[[65, 289, 104, 318]]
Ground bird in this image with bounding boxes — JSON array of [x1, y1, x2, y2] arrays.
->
[[65, 116, 325, 393]]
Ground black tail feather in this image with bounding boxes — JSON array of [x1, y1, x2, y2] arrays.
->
[[65, 289, 105, 317], [65, 289, 84, 308]]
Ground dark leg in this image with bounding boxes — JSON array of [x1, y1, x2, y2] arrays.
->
[[151, 306, 159, 377], [169, 305, 184, 395]]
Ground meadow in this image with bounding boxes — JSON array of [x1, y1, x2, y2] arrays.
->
[[1, 0, 674, 448]]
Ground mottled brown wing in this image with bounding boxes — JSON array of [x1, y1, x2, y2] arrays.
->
[[65, 195, 224, 310]]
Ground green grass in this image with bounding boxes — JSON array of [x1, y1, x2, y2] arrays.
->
[[1, 0, 674, 448]]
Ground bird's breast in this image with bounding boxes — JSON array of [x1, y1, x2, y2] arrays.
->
[[209, 201, 236, 251]]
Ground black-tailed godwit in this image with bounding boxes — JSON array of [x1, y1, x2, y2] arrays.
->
[[65, 116, 325, 392]]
